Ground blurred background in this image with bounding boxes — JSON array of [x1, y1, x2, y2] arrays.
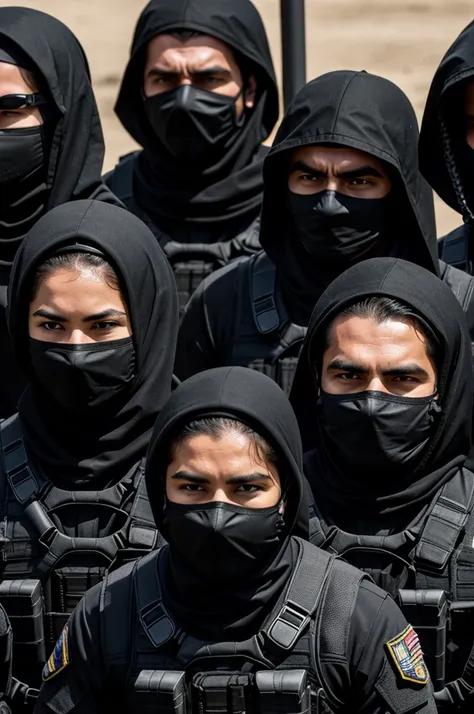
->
[[2, 0, 473, 235]]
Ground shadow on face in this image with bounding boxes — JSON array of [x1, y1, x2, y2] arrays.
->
[[320, 315, 437, 397], [166, 430, 281, 508], [0, 61, 43, 129], [288, 145, 392, 198], [143, 33, 256, 117]]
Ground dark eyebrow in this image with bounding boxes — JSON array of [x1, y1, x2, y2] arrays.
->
[[289, 160, 327, 176], [171, 472, 209, 484], [147, 66, 231, 79], [327, 358, 430, 379], [32, 309, 66, 322], [226, 473, 272, 484], [327, 358, 368, 374], [83, 309, 127, 322], [336, 165, 384, 179]]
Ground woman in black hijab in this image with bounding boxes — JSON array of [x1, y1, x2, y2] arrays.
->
[[106, 0, 279, 309], [290, 257, 474, 708], [0, 7, 121, 418], [35, 367, 436, 714], [420, 19, 474, 274], [0, 199, 178, 686]]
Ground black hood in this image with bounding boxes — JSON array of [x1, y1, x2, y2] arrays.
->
[[114, 0, 278, 231], [290, 257, 472, 518], [260, 71, 439, 324], [0, 6, 119, 267], [145, 366, 307, 639], [8, 200, 178, 486], [420, 20, 474, 218]]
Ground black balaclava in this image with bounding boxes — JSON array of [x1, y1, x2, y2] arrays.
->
[[290, 257, 473, 523], [260, 71, 439, 326], [145, 366, 308, 640], [114, 0, 278, 236], [7, 200, 178, 488], [0, 7, 121, 419], [420, 19, 474, 229]]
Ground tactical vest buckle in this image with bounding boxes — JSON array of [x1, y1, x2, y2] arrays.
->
[[266, 600, 310, 651]]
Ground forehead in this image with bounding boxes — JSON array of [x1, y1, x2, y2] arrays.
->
[[325, 315, 430, 361], [32, 269, 123, 306], [146, 33, 235, 68], [0, 61, 34, 93], [290, 144, 387, 173]]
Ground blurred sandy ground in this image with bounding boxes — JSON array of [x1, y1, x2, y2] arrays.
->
[[1, 0, 473, 235]]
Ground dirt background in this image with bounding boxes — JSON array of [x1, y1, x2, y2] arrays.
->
[[2, 0, 474, 235]]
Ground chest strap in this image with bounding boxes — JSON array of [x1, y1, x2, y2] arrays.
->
[[135, 540, 335, 661], [0, 414, 157, 573], [414, 469, 474, 572], [251, 253, 280, 335]]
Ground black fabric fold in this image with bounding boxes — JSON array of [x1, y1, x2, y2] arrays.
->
[[290, 257, 473, 520], [7, 200, 178, 487], [259, 70, 440, 325], [114, 0, 278, 232], [145, 366, 307, 639]]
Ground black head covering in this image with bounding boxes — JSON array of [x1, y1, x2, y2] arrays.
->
[[290, 257, 473, 519], [419, 20, 474, 220], [114, 0, 278, 231], [0, 6, 119, 267], [8, 200, 178, 486], [145, 366, 307, 639], [260, 70, 439, 325]]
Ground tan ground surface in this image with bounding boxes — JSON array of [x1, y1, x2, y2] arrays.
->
[[2, 0, 474, 235]]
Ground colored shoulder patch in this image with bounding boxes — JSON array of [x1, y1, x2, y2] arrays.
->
[[42, 625, 69, 682], [386, 625, 429, 685]]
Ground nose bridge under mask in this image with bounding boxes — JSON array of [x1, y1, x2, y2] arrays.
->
[[313, 190, 350, 217]]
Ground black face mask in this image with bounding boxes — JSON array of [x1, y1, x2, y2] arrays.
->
[[163, 500, 285, 582], [0, 126, 44, 184], [144, 84, 245, 166], [288, 190, 392, 263], [319, 389, 440, 471], [29, 336, 136, 411]]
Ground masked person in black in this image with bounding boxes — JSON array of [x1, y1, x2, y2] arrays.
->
[[0, 7, 121, 420], [0, 200, 178, 691], [35, 366, 436, 714], [105, 0, 278, 311], [290, 257, 474, 712], [176, 70, 474, 395], [420, 19, 474, 274]]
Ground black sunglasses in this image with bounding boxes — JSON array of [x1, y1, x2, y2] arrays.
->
[[0, 93, 46, 111]]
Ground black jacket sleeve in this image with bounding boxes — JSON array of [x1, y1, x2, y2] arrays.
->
[[342, 580, 437, 713], [34, 583, 104, 714]]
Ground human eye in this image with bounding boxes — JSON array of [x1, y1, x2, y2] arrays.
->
[[91, 321, 120, 330], [348, 177, 373, 186], [39, 321, 64, 331], [179, 483, 204, 492], [335, 372, 360, 381], [235, 484, 261, 493], [392, 375, 418, 383]]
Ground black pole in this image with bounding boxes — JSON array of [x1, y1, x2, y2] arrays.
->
[[280, 0, 306, 111]]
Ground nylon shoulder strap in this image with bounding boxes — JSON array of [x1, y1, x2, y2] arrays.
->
[[440, 228, 470, 272], [250, 253, 281, 335], [127, 463, 159, 550], [260, 539, 335, 656], [134, 550, 176, 649], [0, 414, 41, 504], [441, 263, 474, 312], [414, 469, 474, 572]]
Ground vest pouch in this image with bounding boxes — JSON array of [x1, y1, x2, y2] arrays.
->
[[133, 670, 187, 714], [256, 670, 311, 714], [398, 589, 448, 691], [0, 579, 45, 684], [191, 672, 251, 714]]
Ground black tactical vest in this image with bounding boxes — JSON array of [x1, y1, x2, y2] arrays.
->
[[106, 153, 261, 314], [100, 538, 368, 714], [229, 253, 306, 396], [0, 414, 161, 685], [439, 226, 473, 274], [309, 468, 474, 704]]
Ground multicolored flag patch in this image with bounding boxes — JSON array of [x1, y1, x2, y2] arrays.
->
[[386, 625, 429, 685], [42, 625, 69, 681]]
